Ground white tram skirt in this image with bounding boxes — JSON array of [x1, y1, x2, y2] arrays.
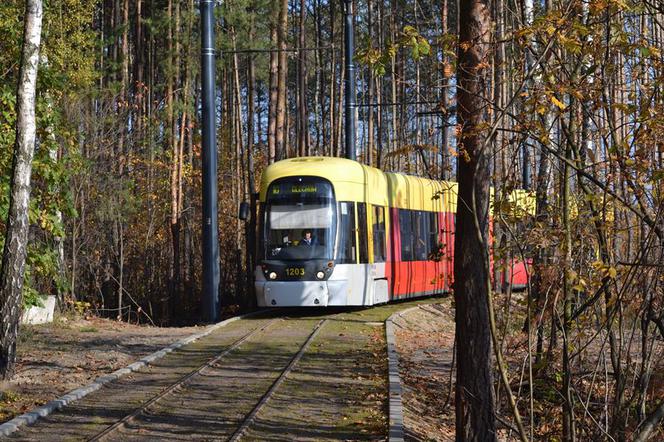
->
[[256, 281, 330, 307]]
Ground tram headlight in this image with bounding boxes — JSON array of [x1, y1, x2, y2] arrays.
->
[[269, 272, 277, 280], [316, 271, 325, 280]]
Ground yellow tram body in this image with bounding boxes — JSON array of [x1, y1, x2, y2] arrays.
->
[[255, 157, 531, 307]]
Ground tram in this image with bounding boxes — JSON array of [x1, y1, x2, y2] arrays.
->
[[253, 156, 530, 307]]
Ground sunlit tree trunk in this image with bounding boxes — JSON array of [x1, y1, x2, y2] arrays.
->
[[335, 62, 344, 158], [366, 0, 374, 166], [246, 7, 257, 309], [231, 28, 245, 302], [313, 0, 322, 154], [275, 0, 289, 160], [440, 0, 449, 180], [0, 0, 43, 380], [297, 0, 309, 156], [267, 7, 278, 164], [328, 0, 336, 156], [389, 0, 398, 169]]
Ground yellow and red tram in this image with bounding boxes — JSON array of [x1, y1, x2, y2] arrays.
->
[[254, 156, 529, 307]]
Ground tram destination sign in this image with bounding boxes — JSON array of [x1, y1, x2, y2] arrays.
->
[[268, 179, 333, 199]]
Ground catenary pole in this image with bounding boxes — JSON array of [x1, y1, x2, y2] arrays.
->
[[201, 0, 219, 322], [343, 0, 356, 161]]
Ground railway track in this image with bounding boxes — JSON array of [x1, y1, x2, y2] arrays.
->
[[88, 317, 286, 441], [227, 319, 325, 442], [7, 302, 435, 441], [80, 316, 323, 441]]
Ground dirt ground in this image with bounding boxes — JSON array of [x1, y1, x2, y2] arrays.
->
[[0, 316, 203, 422], [393, 300, 664, 441], [393, 302, 456, 441], [6, 302, 659, 440]]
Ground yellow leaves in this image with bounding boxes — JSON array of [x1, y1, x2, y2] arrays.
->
[[591, 261, 618, 280], [459, 41, 472, 52], [442, 62, 454, 79], [572, 279, 587, 293], [647, 46, 661, 58], [610, 0, 630, 10], [551, 96, 566, 110], [475, 61, 491, 71]]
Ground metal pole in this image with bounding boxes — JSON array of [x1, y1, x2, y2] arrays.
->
[[522, 143, 531, 190], [343, 0, 356, 161], [201, 0, 219, 322]]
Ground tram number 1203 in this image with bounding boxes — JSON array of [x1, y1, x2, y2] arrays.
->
[[286, 267, 305, 277]]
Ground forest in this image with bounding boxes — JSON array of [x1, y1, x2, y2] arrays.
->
[[1, 0, 664, 440]]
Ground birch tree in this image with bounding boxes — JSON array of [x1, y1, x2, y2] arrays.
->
[[0, 0, 43, 380]]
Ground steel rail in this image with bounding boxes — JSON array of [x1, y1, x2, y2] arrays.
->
[[228, 319, 327, 442], [87, 318, 282, 442]]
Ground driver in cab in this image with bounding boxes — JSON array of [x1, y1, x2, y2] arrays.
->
[[300, 230, 316, 246]]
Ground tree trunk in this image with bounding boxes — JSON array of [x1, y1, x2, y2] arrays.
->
[[0, 0, 43, 380], [268, 3, 279, 164], [246, 13, 257, 309], [134, 0, 143, 136], [366, 0, 374, 166], [297, 0, 309, 156], [328, 0, 336, 156], [275, 0, 289, 160], [389, 0, 398, 169], [231, 29, 245, 303], [313, 0, 322, 154], [165, 0, 175, 321], [453, 0, 496, 439], [335, 62, 345, 158], [561, 104, 575, 442], [440, 0, 449, 179]]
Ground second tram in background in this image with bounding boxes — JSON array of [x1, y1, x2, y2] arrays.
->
[[253, 157, 531, 307]]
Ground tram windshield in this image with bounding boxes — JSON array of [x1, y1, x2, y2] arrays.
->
[[264, 178, 336, 261]]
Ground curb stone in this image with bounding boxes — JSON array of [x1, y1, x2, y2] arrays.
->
[[0, 310, 266, 437], [385, 305, 424, 442]]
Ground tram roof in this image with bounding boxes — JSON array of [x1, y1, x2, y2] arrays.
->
[[259, 156, 534, 216], [260, 157, 368, 185], [259, 157, 379, 201], [259, 156, 456, 210]]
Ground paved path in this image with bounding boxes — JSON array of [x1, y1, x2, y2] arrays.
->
[[392, 304, 455, 441], [7, 301, 438, 441]]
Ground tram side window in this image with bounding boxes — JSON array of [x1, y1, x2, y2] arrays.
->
[[357, 203, 369, 264], [338, 202, 356, 264], [428, 212, 438, 258], [413, 211, 430, 261], [372, 205, 386, 263], [399, 209, 413, 261]]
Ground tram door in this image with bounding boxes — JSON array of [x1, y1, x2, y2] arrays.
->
[[388, 208, 400, 300], [397, 209, 414, 297], [357, 203, 371, 304], [370, 205, 388, 304]]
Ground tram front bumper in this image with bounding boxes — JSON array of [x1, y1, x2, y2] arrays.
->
[[256, 281, 329, 307]]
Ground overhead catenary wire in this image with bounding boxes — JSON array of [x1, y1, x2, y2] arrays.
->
[[219, 46, 336, 54], [353, 101, 455, 108]]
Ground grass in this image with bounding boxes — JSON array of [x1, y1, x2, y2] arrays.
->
[[0, 390, 20, 403], [79, 326, 98, 333]]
